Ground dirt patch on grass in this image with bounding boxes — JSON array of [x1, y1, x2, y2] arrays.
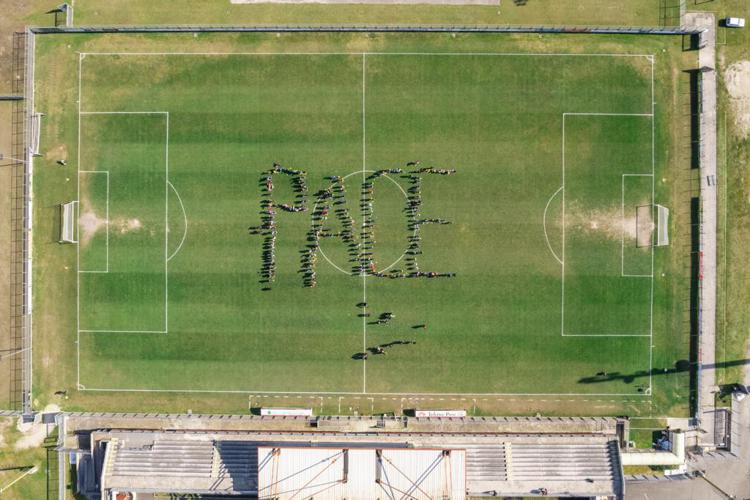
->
[[636, 205, 655, 247], [79, 210, 106, 246], [80, 212, 144, 245], [15, 404, 60, 451], [724, 60, 750, 137], [566, 202, 652, 246], [116, 218, 142, 234], [45, 143, 68, 163]]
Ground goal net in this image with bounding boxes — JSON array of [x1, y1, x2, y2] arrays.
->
[[59, 201, 78, 244], [655, 204, 669, 247]]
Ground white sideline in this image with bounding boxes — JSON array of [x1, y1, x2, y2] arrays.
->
[[649, 56, 656, 393], [76, 53, 82, 388], [81, 51, 656, 58], [75, 50, 658, 398], [78, 170, 109, 273], [79, 387, 652, 397]]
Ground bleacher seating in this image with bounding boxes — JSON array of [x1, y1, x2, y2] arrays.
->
[[107, 437, 258, 493], [510, 442, 618, 482], [464, 444, 508, 482]]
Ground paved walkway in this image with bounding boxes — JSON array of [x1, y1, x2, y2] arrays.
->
[[684, 12, 718, 449]]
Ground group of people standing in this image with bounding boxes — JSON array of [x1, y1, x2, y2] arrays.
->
[[396, 166, 457, 280], [250, 164, 308, 287], [250, 161, 458, 288], [352, 307, 421, 361], [300, 178, 358, 287]]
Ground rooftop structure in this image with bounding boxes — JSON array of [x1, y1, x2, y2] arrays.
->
[[78, 424, 625, 499]]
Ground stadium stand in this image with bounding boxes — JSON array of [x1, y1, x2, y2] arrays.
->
[[76, 422, 625, 499]]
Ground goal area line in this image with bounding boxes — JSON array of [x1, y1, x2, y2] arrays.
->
[[78, 170, 109, 273], [621, 173, 655, 278]]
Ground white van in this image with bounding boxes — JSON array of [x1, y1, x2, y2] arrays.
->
[[726, 17, 745, 28]]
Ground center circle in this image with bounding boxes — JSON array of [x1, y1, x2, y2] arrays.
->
[[316, 169, 414, 275]]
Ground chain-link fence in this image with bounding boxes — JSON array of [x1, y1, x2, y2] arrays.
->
[[31, 24, 702, 35]]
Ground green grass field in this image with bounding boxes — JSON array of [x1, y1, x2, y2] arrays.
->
[[31, 32, 694, 415], [73, 49, 657, 395]]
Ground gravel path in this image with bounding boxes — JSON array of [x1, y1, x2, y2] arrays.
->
[[684, 12, 719, 449]]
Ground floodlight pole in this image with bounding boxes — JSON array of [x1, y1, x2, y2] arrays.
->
[[0, 347, 31, 361], [0, 153, 29, 164], [0, 466, 38, 494]]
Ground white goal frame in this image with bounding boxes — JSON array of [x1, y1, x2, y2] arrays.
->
[[655, 204, 670, 246], [59, 201, 78, 244]]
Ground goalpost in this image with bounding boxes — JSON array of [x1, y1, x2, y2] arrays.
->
[[59, 201, 77, 244], [635, 203, 669, 248], [655, 204, 669, 247]]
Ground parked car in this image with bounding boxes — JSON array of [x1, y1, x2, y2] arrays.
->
[[725, 17, 746, 28]]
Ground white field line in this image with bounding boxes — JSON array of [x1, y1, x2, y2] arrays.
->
[[76, 52, 82, 389], [79, 387, 652, 396], [621, 173, 655, 278], [561, 115, 565, 337], [561, 113, 655, 339], [73, 200, 79, 243], [620, 173, 626, 277], [564, 112, 653, 117], [78, 170, 109, 273], [165, 113, 170, 334], [722, 111, 728, 367], [361, 53, 367, 394], [564, 334, 651, 337], [80, 330, 166, 334], [649, 56, 656, 393], [81, 51, 656, 58], [76, 51, 658, 397], [166, 181, 188, 262], [79, 111, 169, 114], [76, 110, 170, 340], [543, 186, 564, 265], [29, 27, 37, 409]]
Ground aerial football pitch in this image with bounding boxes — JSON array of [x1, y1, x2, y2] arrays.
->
[[70, 49, 663, 397], [26, 33, 692, 409]]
